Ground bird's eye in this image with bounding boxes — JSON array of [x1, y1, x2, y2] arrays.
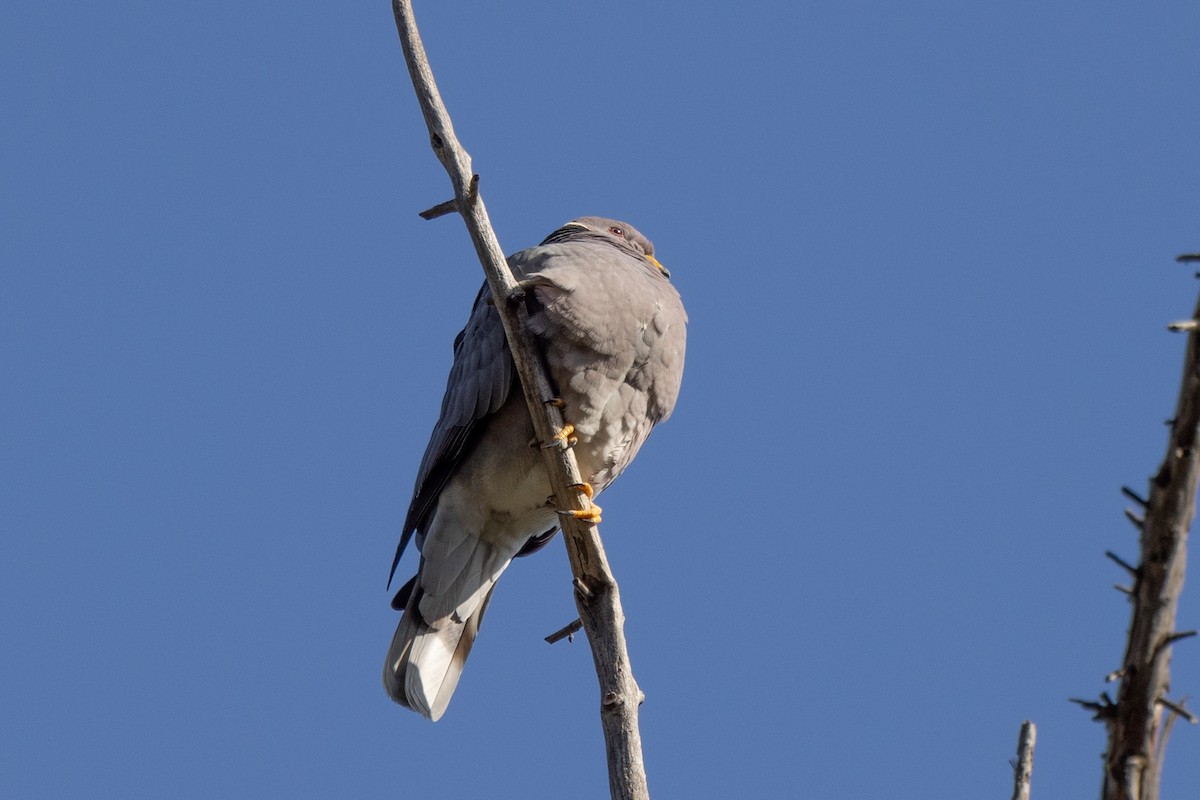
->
[[609, 226, 624, 237]]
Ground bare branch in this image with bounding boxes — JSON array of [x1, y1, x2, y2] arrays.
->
[[418, 175, 479, 220], [1106, 550, 1140, 577], [1010, 720, 1036, 800], [1162, 629, 1197, 647], [546, 618, 584, 644], [1155, 696, 1198, 725], [417, 198, 458, 220], [1073, 693, 1119, 721], [1122, 486, 1150, 508], [1147, 694, 1196, 800], [1098, 281, 1200, 800], [389, 4, 650, 798]]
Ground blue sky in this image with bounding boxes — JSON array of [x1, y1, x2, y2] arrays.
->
[[4, 2, 1199, 797]]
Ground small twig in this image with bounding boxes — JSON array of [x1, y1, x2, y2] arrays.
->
[[1175, 253, 1200, 263], [1154, 701, 1183, 783], [1162, 629, 1197, 647], [418, 175, 480, 220], [1121, 486, 1149, 507], [1151, 629, 1199, 663], [1124, 508, 1145, 529], [546, 618, 584, 644], [1010, 720, 1037, 800], [1073, 694, 1119, 720], [1106, 550, 1140, 577], [1167, 319, 1198, 332], [1071, 697, 1103, 713], [1156, 696, 1198, 725], [418, 198, 458, 220]]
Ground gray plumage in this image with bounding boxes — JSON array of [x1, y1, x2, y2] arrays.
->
[[383, 217, 687, 720]]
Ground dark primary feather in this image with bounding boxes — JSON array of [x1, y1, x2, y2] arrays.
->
[[387, 284, 516, 589]]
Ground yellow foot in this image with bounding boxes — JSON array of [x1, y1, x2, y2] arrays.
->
[[543, 422, 577, 448], [557, 482, 602, 524]]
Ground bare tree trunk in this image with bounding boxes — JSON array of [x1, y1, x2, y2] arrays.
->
[[388, 4, 650, 798], [1010, 720, 1036, 800], [1091, 267, 1200, 800]]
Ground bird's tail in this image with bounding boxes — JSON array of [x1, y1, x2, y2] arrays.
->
[[382, 578, 497, 721]]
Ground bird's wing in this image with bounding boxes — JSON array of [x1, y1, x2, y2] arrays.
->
[[388, 282, 515, 587]]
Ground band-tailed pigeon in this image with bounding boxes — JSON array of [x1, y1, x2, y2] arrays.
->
[[383, 216, 687, 720]]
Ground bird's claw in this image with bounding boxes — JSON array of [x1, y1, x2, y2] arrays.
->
[[556, 482, 601, 524], [543, 422, 577, 448], [559, 506, 602, 524]]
